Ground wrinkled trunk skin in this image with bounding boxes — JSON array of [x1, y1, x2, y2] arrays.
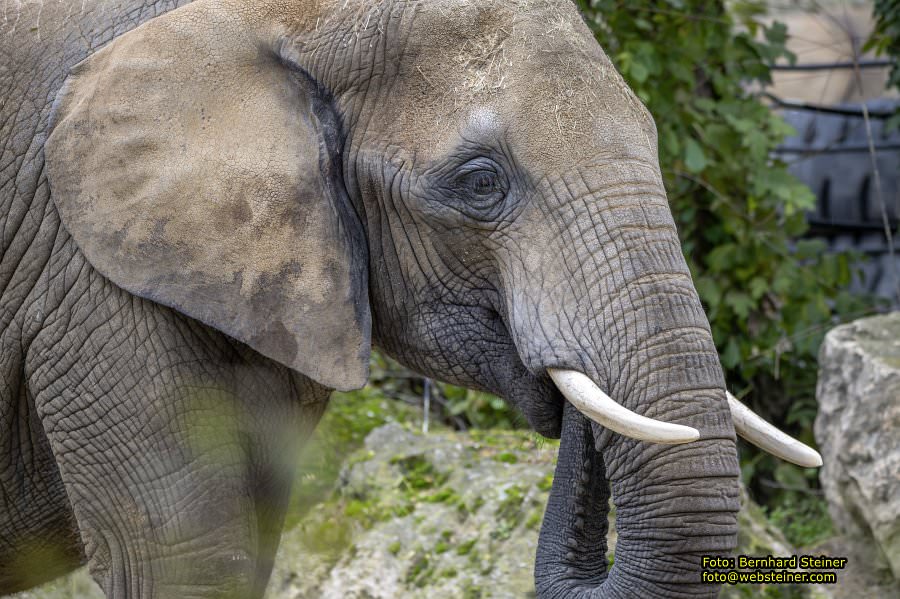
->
[[537, 400, 738, 598], [535, 325, 740, 597], [507, 170, 741, 598], [536, 402, 612, 593]]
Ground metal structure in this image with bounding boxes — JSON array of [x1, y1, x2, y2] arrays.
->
[[775, 97, 900, 305]]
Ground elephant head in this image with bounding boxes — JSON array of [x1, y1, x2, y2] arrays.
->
[[44, 0, 820, 595]]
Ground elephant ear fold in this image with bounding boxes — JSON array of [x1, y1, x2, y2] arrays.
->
[[44, 5, 371, 391]]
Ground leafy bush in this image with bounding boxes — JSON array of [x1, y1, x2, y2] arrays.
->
[[866, 0, 900, 129], [765, 479, 834, 548], [868, 2, 900, 92]]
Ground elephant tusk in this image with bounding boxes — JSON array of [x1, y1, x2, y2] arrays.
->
[[547, 369, 701, 444], [727, 392, 823, 468]]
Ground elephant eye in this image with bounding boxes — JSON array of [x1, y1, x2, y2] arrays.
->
[[457, 165, 506, 202], [437, 157, 511, 221], [469, 171, 500, 196]]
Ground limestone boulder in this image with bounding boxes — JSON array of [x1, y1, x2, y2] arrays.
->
[[815, 312, 900, 580]]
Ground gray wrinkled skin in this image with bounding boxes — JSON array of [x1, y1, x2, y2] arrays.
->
[[1, 1, 740, 597]]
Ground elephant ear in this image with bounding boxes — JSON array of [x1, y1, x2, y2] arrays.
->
[[44, 4, 370, 391]]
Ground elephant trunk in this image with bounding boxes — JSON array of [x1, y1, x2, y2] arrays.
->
[[535, 402, 612, 595], [536, 396, 740, 598], [532, 280, 741, 598], [514, 188, 741, 597], [536, 368, 740, 597]]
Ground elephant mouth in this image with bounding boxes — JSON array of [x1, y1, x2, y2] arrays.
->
[[546, 367, 822, 467]]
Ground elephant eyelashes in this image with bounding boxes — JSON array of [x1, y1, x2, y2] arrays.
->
[[453, 159, 509, 206], [467, 171, 501, 197]]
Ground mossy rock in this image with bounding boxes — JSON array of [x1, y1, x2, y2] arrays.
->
[[267, 423, 558, 598], [268, 424, 832, 599]]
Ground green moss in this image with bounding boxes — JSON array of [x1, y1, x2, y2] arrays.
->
[[462, 581, 484, 599], [492, 484, 526, 540], [478, 557, 494, 575], [463, 546, 494, 576], [494, 451, 519, 464], [405, 551, 436, 588], [525, 509, 543, 530], [391, 454, 449, 491], [468, 430, 503, 446], [341, 497, 398, 529], [344, 499, 369, 519], [388, 541, 402, 556], [434, 540, 450, 554], [537, 473, 554, 492], [456, 538, 478, 556], [423, 488, 461, 504], [405, 553, 429, 585], [466, 547, 481, 565], [391, 503, 414, 518]]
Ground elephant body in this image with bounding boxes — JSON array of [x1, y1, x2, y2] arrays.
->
[[0, 1, 786, 597], [1, 2, 329, 595]]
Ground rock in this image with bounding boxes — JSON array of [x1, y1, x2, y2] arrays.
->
[[266, 424, 558, 599], [815, 312, 900, 581]]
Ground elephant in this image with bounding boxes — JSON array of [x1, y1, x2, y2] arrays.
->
[[0, 0, 822, 597]]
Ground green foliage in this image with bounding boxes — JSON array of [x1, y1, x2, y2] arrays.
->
[[368, 352, 524, 430], [391, 454, 450, 490], [456, 538, 479, 556], [439, 383, 524, 430], [575, 0, 876, 506], [868, 0, 900, 86], [766, 492, 834, 548], [742, 443, 834, 547], [866, 0, 900, 129]]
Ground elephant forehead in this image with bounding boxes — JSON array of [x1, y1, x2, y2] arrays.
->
[[358, 0, 658, 171]]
